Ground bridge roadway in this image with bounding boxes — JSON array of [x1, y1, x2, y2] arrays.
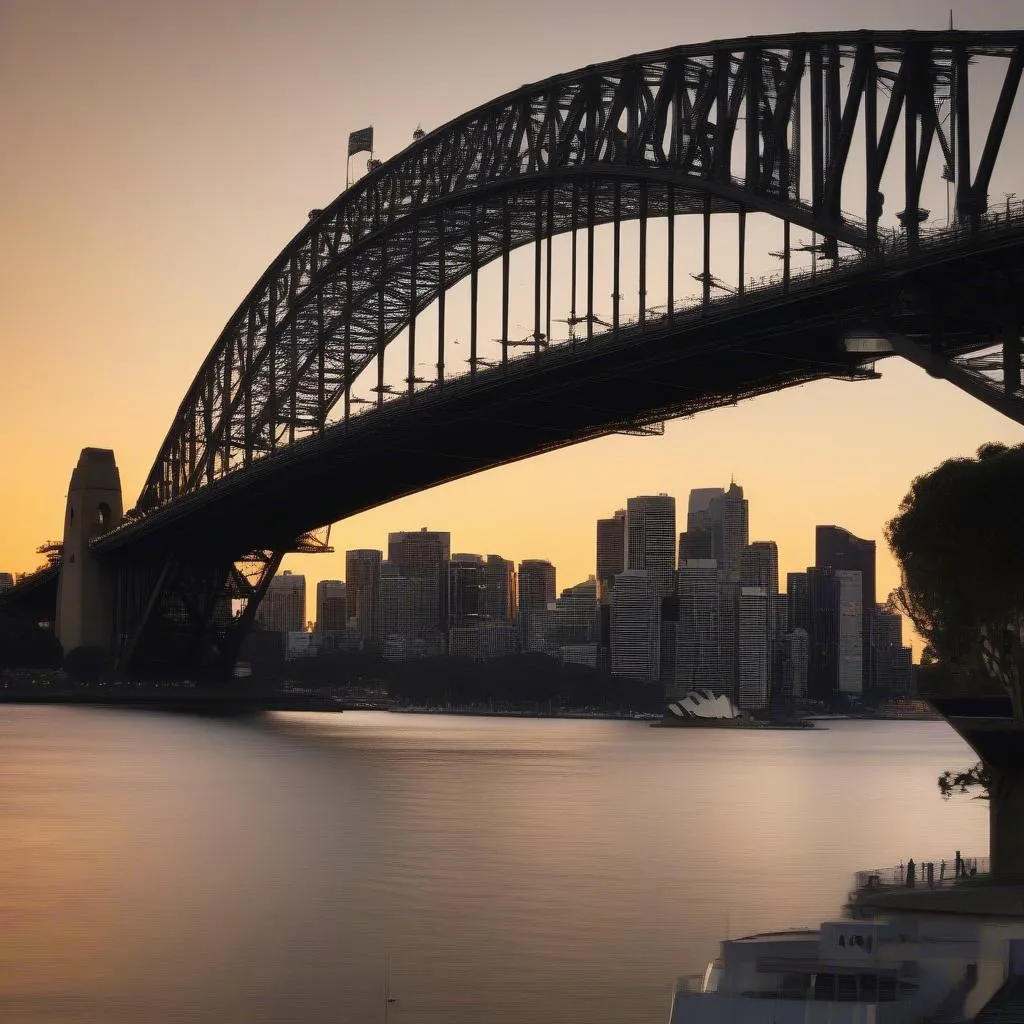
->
[[92, 213, 1024, 564]]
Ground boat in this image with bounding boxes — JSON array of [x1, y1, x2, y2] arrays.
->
[[668, 858, 1024, 1023]]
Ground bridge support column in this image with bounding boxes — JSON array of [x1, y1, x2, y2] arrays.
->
[[55, 448, 123, 663]]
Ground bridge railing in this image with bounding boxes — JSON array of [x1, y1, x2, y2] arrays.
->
[[106, 198, 1024, 533]]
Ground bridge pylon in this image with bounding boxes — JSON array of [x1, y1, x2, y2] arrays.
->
[[55, 448, 123, 662]]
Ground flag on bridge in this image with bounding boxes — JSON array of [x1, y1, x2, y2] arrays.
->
[[348, 126, 374, 156]]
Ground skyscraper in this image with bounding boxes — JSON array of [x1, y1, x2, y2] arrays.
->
[[0, 572, 13, 593], [684, 483, 748, 581], [786, 572, 810, 634], [482, 555, 517, 623], [625, 495, 676, 597], [378, 560, 428, 659], [836, 569, 864, 697], [675, 559, 720, 698], [596, 509, 626, 599], [449, 553, 485, 628], [346, 549, 382, 645], [783, 628, 809, 698], [388, 529, 451, 643], [518, 559, 556, 650], [257, 570, 306, 632], [737, 586, 771, 709], [315, 579, 347, 632], [807, 566, 839, 703], [610, 569, 660, 682], [716, 482, 749, 583], [742, 541, 781, 692], [816, 525, 876, 693], [874, 604, 914, 698]]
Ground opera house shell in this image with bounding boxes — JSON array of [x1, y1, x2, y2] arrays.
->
[[665, 689, 742, 722]]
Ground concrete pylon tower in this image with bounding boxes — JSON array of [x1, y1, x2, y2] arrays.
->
[[55, 448, 123, 659]]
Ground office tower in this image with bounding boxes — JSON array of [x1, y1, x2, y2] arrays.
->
[[449, 553, 485, 627], [378, 561, 426, 659], [783, 627, 810, 698], [807, 567, 839, 703], [836, 569, 864, 696], [685, 483, 748, 581], [717, 581, 742, 702], [675, 559, 720, 698], [610, 569, 660, 682], [625, 494, 677, 597], [388, 529, 451, 643], [737, 586, 771, 709], [874, 603, 914, 698], [518, 559, 556, 650], [315, 579, 347, 632], [786, 572, 810, 633], [742, 541, 781, 691], [816, 525, 876, 693], [679, 529, 713, 561], [549, 577, 599, 649], [716, 482, 749, 583], [741, 542, 779, 594], [346, 549, 382, 645], [257, 570, 306, 632], [482, 555, 517, 623], [596, 509, 627, 599], [0, 572, 13, 592]]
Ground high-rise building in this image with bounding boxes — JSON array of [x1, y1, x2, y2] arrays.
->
[[596, 509, 626, 599], [518, 559, 556, 650], [816, 525, 876, 693], [684, 483, 748, 582], [786, 572, 810, 634], [807, 567, 838, 703], [346, 549, 382, 645], [741, 541, 781, 691], [388, 529, 451, 644], [716, 483, 749, 583], [449, 553, 485, 628], [548, 577, 599, 649], [625, 495, 676, 597], [737, 586, 771, 709], [717, 581, 742, 702], [482, 555, 517, 623], [315, 579, 347, 632], [783, 627, 809, 698], [675, 559, 719, 698], [875, 604, 914, 698], [378, 561, 430, 659], [836, 569, 864, 696], [610, 569, 660, 682], [0, 572, 13, 593], [257, 570, 306, 632]]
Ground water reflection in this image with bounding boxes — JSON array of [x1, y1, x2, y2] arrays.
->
[[0, 707, 986, 1023]]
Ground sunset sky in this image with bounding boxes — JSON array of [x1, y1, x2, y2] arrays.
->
[[2, 0, 1023, 654]]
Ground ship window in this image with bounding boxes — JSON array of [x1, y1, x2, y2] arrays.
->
[[837, 974, 858, 1001], [860, 973, 879, 1001], [813, 973, 836, 1001], [879, 976, 897, 1001], [780, 972, 807, 999]]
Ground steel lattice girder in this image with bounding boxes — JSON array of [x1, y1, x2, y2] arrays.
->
[[135, 31, 1024, 515]]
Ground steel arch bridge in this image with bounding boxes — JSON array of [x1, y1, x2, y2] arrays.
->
[[5, 30, 1024, 681]]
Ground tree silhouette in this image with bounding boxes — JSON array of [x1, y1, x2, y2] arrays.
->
[[887, 443, 1024, 875]]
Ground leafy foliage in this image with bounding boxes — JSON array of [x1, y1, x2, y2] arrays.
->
[[938, 761, 991, 800], [886, 442, 1024, 719]]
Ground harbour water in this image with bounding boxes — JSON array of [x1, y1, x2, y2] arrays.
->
[[0, 707, 987, 1023]]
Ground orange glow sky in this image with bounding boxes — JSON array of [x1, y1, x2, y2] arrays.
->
[[2, 1, 1023, 655]]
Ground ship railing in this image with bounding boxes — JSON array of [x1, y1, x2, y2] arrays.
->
[[852, 855, 990, 893]]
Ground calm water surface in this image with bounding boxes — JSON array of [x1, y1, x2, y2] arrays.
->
[[0, 708, 987, 1023]]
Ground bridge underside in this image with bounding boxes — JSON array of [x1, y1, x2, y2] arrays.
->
[[75, 230, 1018, 680]]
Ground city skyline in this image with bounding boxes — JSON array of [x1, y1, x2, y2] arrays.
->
[[3, 1, 1023, 662]]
